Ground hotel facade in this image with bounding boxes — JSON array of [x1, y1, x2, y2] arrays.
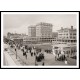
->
[[26, 22, 54, 43], [52, 26, 77, 57], [57, 26, 76, 44]]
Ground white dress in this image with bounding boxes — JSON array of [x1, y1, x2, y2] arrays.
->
[[65, 60, 68, 64]]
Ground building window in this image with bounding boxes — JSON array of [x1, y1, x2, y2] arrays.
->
[[73, 37, 76, 39], [73, 34, 76, 35], [66, 34, 68, 35]]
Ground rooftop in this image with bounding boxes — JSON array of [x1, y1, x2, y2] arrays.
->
[[35, 22, 53, 27], [58, 26, 76, 31]]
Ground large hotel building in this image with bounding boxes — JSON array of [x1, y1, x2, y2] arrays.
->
[[27, 22, 53, 43], [36, 22, 52, 38], [28, 26, 36, 37]]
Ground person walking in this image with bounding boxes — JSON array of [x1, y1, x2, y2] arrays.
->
[[24, 47, 26, 53], [64, 53, 68, 64], [22, 47, 25, 56], [42, 62, 44, 66], [25, 48, 28, 59], [31, 51, 33, 56], [34, 47, 36, 56], [31, 47, 34, 57], [14, 45, 17, 59], [25, 53, 27, 59], [65, 58, 68, 64], [14, 45, 17, 52], [41, 49, 44, 60]]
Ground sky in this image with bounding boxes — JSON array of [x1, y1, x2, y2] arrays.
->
[[3, 13, 77, 36]]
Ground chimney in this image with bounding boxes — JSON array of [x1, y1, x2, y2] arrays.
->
[[71, 26, 73, 29]]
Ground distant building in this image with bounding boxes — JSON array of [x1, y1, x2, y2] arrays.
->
[[7, 32, 21, 39], [7, 32, 27, 39], [52, 26, 77, 57], [52, 32, 58, 38], [36, 22, 53, 38], [23, 37, 40, 45], [57, 26, 76, 44], [28, 22, 53, 43], [7, 32, 28, 45], [28, 26, 36, 37], [36, 22, 53, 42]]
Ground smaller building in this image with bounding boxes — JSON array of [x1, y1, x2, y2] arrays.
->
[[7, 32, 28, 46], [23, 37, 41, 45], [13, 38, 23, 46], [57, 26, 76, 43], [28, 26, 36, 37], [52, 43, 76, 57]]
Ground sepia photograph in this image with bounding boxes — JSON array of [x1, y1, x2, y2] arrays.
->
[[1, 12, 79, 68]]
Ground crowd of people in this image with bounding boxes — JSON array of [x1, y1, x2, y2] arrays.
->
[[9, 42, 45, 65], [4, 39, 68, 65], [55, 51, 68, 64]]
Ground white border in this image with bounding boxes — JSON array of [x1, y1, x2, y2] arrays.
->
[[1, 12, 79, 15], [1, 12, 79, 68]]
